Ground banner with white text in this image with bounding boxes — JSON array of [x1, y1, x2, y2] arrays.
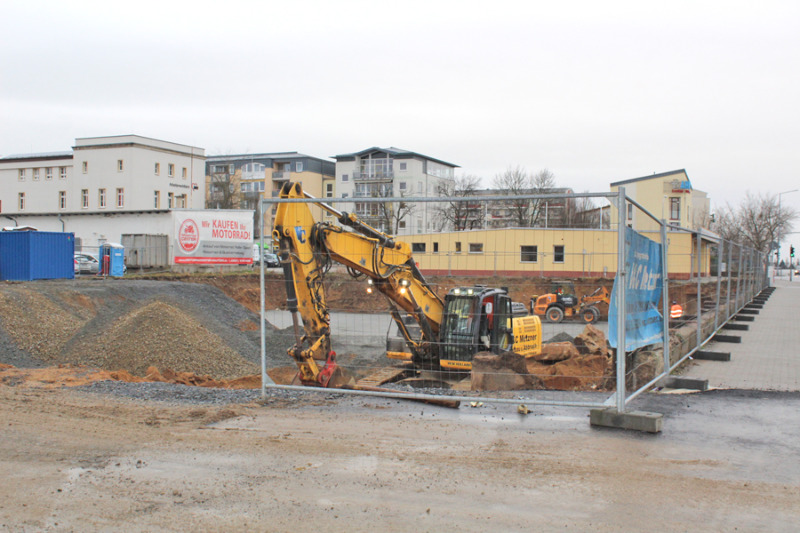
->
[[173, 210, 253, 264], [608, 227, 664, 351]]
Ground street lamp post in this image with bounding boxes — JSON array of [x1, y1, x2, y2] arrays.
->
[[778, 189, 798, 280]]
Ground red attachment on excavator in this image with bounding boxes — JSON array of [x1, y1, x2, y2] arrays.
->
[[317, 351, 355, 388]]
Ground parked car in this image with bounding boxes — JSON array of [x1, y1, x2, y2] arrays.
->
[[74, 253, 100, 274], [74, 252, 127, 275], [263, 253, 281, 268]]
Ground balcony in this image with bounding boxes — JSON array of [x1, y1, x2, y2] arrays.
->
[[353, 171, 393, 182], [272, 171, 291, 182]]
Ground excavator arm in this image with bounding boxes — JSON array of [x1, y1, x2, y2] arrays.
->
[[272, 182, 444, 386]]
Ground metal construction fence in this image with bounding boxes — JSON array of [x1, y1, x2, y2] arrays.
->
[[257, 187, 769, 415]]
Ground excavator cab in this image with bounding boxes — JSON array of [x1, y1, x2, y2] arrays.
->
[[438, 287, 513, 370]]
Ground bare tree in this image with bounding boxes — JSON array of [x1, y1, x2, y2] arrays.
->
[[529, 168, 556, 226], [434, 175, 484, 231], [493, 166, 530, 227], [206, 167, 241, 210], [379, 197, 416, 235], [563, 193, 603, 228], [712, 192, 797, 252]]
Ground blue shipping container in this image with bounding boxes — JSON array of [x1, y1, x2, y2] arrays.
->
[[0, 231, 75, 281]]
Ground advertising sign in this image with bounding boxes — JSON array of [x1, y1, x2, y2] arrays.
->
[[608, 227, 663, 351], [511, 315, 542, 357], [173, 211, 253, 264]]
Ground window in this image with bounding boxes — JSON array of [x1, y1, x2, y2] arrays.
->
[[182, 167, 187, 179], [155, 163, 160, 175], [59, 191, 66, 209], [412, 243, 427, 253], [18, 193, 25, 210], [117, 160, 124, 172], [295, 162, 304, 172], [469, 243, 484, 253], [342, 174, 349, 182], [98, 188, 106, 208], [398, 182, 407, 192], [342, 193, 348, 198], [553, 245, 565, 263], [433, 242, 439, 253], [82, 161, 88, 173], [455, 242, 462, 253], [399, 162, 407, 171], [81, 189, 89, 208], [168, 164, 175, 177], [33, 168, 40, 181], [154, 191, 160, 209], [670, 197, 680, 220], [417, 182, 423, 193], [168, 192, 174, 208], [59, 167, 67, 179], [521, 245, 538, 262], [116, 188, 124, 208], [399, 220, 406, 229], [45, 167, 53, 180], [18, 169, 25, 181], [627, 203, 633, 221], [326, 183, 334, 197]]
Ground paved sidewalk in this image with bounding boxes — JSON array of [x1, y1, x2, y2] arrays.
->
[[682, 279, 800, 391]]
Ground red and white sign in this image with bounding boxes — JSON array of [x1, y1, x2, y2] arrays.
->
[[173, 211, 254, 265], [178, 219, 200, 253]]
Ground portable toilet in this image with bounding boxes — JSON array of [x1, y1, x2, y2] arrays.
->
[[99, 242, 125, 277]]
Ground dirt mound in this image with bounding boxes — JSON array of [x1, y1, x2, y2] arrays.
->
[[0, 289, 90, 361], [64, 301, 258, 379], [0, 280, 277, 380]]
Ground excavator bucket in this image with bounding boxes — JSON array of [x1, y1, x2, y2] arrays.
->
[[316, 351, 356, 389]]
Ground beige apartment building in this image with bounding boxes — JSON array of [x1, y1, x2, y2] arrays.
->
[[205, 152, 335, 240]]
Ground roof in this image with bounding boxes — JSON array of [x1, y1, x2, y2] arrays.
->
[[610, 169, 689, 187], [0, 151, 73, 162], [206, 152, 332, 163], [332, 146, 459, 168]]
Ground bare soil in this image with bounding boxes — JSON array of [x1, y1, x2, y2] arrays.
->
[[2, 386, 799, 532]]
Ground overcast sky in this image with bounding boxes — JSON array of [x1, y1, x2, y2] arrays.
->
[[2, 0, 799, 217]]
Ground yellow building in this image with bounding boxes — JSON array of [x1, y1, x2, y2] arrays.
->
[[402, 227, 704, 280], [401, 170, 717, 279], [610, 169, 710, 232]]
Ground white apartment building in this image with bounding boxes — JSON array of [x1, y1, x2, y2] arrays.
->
[[0, 135, 205, 248], [333, 147, 457, 235]]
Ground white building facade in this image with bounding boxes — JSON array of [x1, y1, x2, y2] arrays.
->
[[333, 147, 457, 235], [0, 135, 206, 249]]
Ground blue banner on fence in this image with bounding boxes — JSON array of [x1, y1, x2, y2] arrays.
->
[[608, 227, 664, 351]]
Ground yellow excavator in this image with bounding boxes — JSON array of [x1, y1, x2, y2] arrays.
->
[[272, 182, 542, 388]]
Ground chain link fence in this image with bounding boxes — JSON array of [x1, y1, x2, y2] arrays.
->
[[257, 186, 769, 414]]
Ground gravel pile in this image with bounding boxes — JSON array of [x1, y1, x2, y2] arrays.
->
[[0, 279, 294, 379]]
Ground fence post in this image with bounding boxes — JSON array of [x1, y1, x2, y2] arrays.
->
[[615, 187, 627, 413], [726, 241, 733, 320], [714, 241, 722, 330], [735, 246, 743, 311], [661, 220, 670, 374], [696, 235, 702, 350]]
